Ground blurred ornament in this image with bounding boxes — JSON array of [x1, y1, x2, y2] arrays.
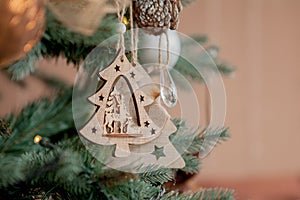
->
[[138, 29, 181, 69], [133, 0, 182, 35], [45, 0, 121, 36], [0, 0, 45, 68], [116, 22, 127, 34]]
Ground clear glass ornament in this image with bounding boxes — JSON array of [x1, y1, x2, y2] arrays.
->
[[72, 28, 226, 172], [160, 66, 177, 107]]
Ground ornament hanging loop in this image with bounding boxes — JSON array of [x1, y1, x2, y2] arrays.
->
[[130, 0, 138, 66], [158, 30, 171, 68], [115, 0, 127, 54], [158, 31, 178, 108]]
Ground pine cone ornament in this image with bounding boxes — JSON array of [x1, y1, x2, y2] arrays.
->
[[170, 0, 182, 30], [133, 0, 182, 35]]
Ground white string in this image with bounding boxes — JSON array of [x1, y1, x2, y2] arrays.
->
[[129, 0, 135, 65], [158, 31, 170, 68], [115, 0, 126, 53], [134, 26, 139, 64], [129, 1, 139, 66]]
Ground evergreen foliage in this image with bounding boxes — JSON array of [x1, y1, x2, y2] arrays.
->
[[5, 9, 234, 81], [181, 0, 197, 7], [7, 11, 118, 81], [1, 1, 235, 199], [0, 90, 233, 199]]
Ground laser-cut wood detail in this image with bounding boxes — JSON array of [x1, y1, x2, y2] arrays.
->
[[79, 50, 185, 168]]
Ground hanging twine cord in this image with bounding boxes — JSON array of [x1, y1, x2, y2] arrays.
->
[[130, 0, 138, 65], [115, 0, 126, 52], [133, 26, 139, 65], [158, 31, 170, 69], [129, 0, 135, 64], [134, 26, 139, 63]]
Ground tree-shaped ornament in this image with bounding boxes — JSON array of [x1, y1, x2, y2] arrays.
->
[[79, 50, 185, 169]]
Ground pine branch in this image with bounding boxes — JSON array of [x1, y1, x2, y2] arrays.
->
[[0, 88, 74, 154], [0, 136, 109, 199], [171, 119, 230, 174], [140, 165, 174, 185], [192, 35, 209, 44], [0, 154, 25, 187], [181, 0, 197, 7], [161, 188, 235, 200], [7, 42, 43, 81], [0, 0, 235, 198], [23, 148, 103, 199], [181, 127, 230, 174], [181, 155, 202, 174], [171, 119, 200, 155], [0, 101, 81, 188], [174, 36, 235, 82], [199, 127, 231, 151], [217, 63, 235, 77], [5, 11, 234, 82], [0, 91, 233, 199], [0, 119, 12, 137], [5, 11, 118, 81], [103, 179, 162, 200], [196, 188, 235, 200], [41, 11, 117, 65]]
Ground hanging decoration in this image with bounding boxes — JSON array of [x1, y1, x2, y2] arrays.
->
[[132, 0, 182, 107], [138, 29, 181, 69], [0, 0, 45, 68], [79, 50, 182, 162], [79, 0, 185, 170], [133, 0, 182, 35], [158, 32, 178, 107]]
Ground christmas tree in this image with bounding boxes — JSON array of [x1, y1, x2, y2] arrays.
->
[[0, 0, 235, 199]]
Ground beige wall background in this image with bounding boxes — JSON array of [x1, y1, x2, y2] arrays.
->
[[180, 0, 300, 179], [1, 0, 300, 180]]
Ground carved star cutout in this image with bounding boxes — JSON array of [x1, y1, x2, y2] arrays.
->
[[140, 95, 145, 102], [130, 72, 136, 79], [91, 127, 97, 134], [144, 121, 150, 127], [151, 128, 156, 135], [115, 65, 121, 72], [99, 94, 104, 101], [151, 145, 165, 160]]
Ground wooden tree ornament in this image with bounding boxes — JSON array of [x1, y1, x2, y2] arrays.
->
[[80, 50, 185, 169]]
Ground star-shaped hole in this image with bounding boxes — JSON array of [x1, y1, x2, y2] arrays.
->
[[130, 72, 136, 79], [115, 65, 121, 72], [151, 128, 156, 135], [151, 145, 165, 160], [91, 127, 97, 134], [144, 121, 150, 127], [99, 95, 104, 101], [140, 95, 145, 102]]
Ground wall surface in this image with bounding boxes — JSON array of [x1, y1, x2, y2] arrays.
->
[[179, 0, 300, 179]]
